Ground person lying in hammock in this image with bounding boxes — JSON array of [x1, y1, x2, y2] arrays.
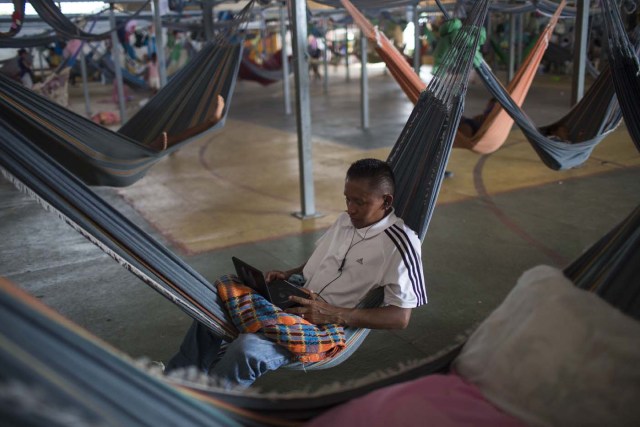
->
[[146, 94, 226, 151], [165, 158, 427, 389]]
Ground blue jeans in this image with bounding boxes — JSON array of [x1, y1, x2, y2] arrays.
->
[[166, 320, 293, 389]]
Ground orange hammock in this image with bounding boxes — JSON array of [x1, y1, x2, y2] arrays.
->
[[342, 0, 566, 154]]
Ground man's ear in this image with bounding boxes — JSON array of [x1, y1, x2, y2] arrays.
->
[[383, 195, 393, 209]]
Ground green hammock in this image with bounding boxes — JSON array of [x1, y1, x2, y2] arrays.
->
[[0, 1, 254, 187]]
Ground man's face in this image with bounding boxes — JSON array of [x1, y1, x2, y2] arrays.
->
[[344, 177, 388, 229]]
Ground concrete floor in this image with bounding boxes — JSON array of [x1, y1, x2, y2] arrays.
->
[[1, 63, 638, 393]]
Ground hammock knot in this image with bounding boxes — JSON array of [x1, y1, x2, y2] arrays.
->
[[161, 132, 168, 151]]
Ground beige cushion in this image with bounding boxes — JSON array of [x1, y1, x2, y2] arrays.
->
[[454, 265, 640, 427]]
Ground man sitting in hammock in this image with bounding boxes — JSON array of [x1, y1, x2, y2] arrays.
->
[[166, 158, 427, 388]]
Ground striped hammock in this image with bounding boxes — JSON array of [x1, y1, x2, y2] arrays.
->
[[0, 1, 254, 187], [344, 0, 640, 170], [1, 203, 638, 423], [0, 0, 489, 373], [601, 0, 640, 151]]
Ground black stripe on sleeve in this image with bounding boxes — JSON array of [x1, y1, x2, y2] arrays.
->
[[390, 225, 426, 304], [385, 227, 425, 305]]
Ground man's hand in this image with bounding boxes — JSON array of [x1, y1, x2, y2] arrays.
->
[[286, 296, 412, 330], [285, 294, 349, 325], [265, 270, 287, 283]]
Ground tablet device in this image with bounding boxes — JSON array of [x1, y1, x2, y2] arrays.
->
[[232, 257, 308, 309]]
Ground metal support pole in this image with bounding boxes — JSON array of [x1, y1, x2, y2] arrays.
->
[[360, 31, 369, 130], [486, 13, 495, 69], [291, 0, 317, 218], [516, 13, 523, 67], [323, 27, 329, 93], [79, 51, 92, 117], [413, 4, 420, 74], [153, 0, 167, 87], [202, 0, 214, 42], [508, 13, 516, 82], [109, 4, 127, 122], [260, 10, 267, 59], [38, 49, 45, 79], [345, 25, 350, 82], [571, 0, 588, 105], [279, 3, 291, 115]]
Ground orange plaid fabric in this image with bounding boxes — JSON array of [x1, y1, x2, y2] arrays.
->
[[216, 275, 345, 363]]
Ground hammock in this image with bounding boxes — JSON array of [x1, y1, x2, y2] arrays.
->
[[29, 0, 150, 41], [32, 66, 71, 106], [97, 51, 149, 90], [1, 200, 637, 423], [0, 278, 246, 427], [450, 2, 640, 169], [349, 0, 639, 170], [0, 31, 60, 49], [238, 49, 292, 86], [601, 0, 640, 151], [0, 117, 236, 340], [1, 1, 637, 416], [452, 1, 566, 154], [0, 1, 254, 187], [565, 204, 640, 319], [0, 0, 25, 38], [0, 1, 140, 48], [474, 52, 631, 169], [387, 0, 489, 241], [0, 0, 489, 378], [345, 0, 569, 157]]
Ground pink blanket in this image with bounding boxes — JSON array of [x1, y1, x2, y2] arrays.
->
[[307, 373, 524, 427]]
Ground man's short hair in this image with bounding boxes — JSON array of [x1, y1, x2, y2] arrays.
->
[[346, 158, 395, 196]]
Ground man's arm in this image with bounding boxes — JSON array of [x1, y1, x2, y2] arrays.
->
[[286, 295, 411, 330]]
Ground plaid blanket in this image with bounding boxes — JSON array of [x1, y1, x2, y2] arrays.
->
[[216, 275, 345, 363]]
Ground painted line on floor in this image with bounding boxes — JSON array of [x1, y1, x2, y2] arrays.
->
[[472, 152, 569, 266]]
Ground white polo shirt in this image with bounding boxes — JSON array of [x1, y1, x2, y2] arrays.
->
[[303, 211, 427, 309]]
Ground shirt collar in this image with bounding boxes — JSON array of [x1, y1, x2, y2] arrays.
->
[[344, 209, 398, 239]]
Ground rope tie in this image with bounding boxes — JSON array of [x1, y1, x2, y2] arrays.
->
[[162, 132, 168, 151]]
